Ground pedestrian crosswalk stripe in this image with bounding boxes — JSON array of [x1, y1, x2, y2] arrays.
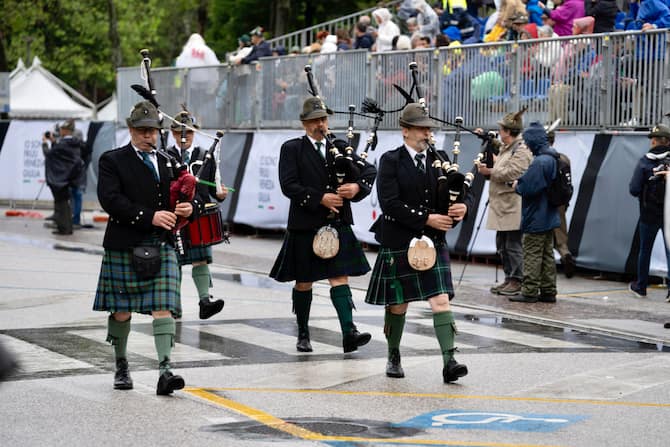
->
[[198, 323, 343, 355], [68, 329, 230, 361], [310, 320, 479, 350], [0, 333, 93, 373], [411, 319, 595, 349]]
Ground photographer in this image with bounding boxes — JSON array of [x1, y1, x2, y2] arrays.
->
[[628, 124, 670, 299], [42, 120, 83, 235], [476, 110, 533, 296]]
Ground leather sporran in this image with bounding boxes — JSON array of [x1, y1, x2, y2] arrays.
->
[[312, 225, 339, 259], [131, 245, 161, 280], [407, 236, 436, 271]]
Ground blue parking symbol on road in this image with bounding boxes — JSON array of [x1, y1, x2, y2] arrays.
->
[[398, 409, 587, 433]]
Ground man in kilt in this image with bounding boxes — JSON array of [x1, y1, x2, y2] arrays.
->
[[93, 101, 195, 395], [365, 103, 470, 383], [167, 111, 228, 320], [270, 97, 376, 353]]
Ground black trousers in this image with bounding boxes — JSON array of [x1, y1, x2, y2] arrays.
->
[[50, 186, 72, 234]]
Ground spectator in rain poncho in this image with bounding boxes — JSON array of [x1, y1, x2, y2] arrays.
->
[[411, 0, 441, 44], [547, 0, 585, 37], [321, 34, 338, 53], [176, 33, 220, 67], [372, 7, 401, 52]]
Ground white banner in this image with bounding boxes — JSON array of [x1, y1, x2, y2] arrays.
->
[[234, 130, 297, 229], [0, 120, 90, 201]]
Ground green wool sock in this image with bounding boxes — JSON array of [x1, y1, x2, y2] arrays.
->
[[330, 284, 354, 333], [153, 317, 176, 374], [107, 316, 131, 360], [292, 289, 312, 336], [192, 264, 212, 302], [433, 311, 457, 365], [384, 310, 406, 354]]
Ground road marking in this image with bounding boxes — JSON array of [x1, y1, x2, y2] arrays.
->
[[197, 323, 343, 355], [195, 386, 670, 408], [309, 319, 478, 350], [185, 387, 562, 447], [522, 355, 670, 400], [0, 333, 93, 373], [411, 319, 594, 349], [69, 329, 229, 361]]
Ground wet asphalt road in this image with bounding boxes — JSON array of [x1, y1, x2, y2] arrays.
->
[[0, 208, 669, 447]]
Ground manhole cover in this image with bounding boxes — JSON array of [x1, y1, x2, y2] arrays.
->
[[203, 417, 422, 440]]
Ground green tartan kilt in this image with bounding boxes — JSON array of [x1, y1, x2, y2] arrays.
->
[[93, 243, 183, 317], [365, 244, 454, 306], [176, 244, 213, 266], [270, 223, 370, 283]]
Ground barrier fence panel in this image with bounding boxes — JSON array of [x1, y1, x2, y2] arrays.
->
[[369, 48, 435, 129], [185, 65, 226, 129], [258, 54, 312, 129], [436, 42, 514, 130], [257, 50, 368, 130], [116, 30, 670, 131]]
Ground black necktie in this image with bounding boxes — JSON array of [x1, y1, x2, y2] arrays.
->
[[315, 141, 325, 160], [140, 151, 159, 181], [415, 153, 426, 174]]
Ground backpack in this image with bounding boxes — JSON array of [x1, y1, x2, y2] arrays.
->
[[642, 164, 666, 210], [546, 153, 573, 207]]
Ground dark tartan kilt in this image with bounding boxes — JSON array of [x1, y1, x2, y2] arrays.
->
[[270, 223, 370, 283], [365, 244, 454, 306], [93, 243, 183, 317], [177, 244, 213, 266]]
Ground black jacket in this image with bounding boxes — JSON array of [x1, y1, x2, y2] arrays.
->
[[97, 144, 194, 250], [585, 0, 619, 33], [278, 135, 376, 230], [371, 146, 473, 249], [45, 136, 83, 191]]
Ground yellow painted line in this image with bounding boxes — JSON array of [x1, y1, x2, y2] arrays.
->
[[184, 387, 561, 447], [186, 387, 324, 440], [187, 386, 670, 408]]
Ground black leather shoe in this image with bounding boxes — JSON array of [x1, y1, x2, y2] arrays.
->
[[296, 333, 313, 352], [509, 294, 539, 303], [156, 371, 185, 395], [113, 358, 133, 390], [443, 357, 468, 383], [538, 294, 557, 303], [385, 348, 405, 378], [199, 297, 224, 320], [52, 230, 73, 235], [343, 326, 372, 353]]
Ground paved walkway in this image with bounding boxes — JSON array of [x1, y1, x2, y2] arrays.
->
[[3, 206, 669, 347]]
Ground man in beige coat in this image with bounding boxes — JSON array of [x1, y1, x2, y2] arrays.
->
[[478, 110, 533, 295]]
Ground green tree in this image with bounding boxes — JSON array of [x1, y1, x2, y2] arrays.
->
[[0, 0, 380, 102]]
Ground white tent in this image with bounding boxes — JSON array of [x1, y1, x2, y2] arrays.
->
[[9, 57, 94, 119], [96, 94, 117, 121]]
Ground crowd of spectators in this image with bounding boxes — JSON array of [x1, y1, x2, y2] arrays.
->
[[228, 1, 669, 60]]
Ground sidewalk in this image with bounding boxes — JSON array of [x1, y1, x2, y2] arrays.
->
[[2, 207, 670, 347]]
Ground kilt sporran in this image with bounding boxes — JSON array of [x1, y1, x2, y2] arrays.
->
[[312, 225, 339, 259], [131, 245, 161, 280], [407, 236, 436, 271]]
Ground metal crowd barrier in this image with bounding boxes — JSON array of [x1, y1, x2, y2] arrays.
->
[[117, 29, 670, 131], [265, 0, 402, 52]]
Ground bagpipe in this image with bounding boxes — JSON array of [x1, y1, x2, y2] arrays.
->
[[132, 49, 227, 254], [304, 65, 364, 187], [407, 61, 471, 214]]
